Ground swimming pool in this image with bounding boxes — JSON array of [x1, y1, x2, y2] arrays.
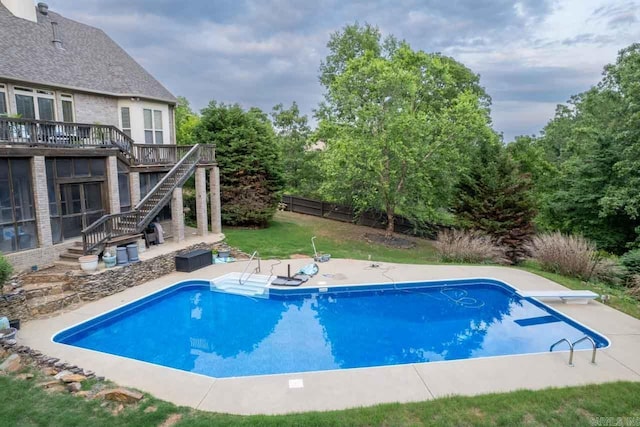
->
[[53, 278, 609, 378]]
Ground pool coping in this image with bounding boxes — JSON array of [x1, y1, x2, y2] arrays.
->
[[16, 260, 640, 415]]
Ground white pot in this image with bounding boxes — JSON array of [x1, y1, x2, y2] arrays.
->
[[79, 255, 99, 272]]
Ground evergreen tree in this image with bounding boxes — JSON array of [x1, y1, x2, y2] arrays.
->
[[455, 141, 537, 263], [195, 101, 283, 226]]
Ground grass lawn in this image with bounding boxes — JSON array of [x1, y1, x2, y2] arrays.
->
[[1, 373, 639, 426], [225, 211, 640, 319], [224, 211, 440, 264]]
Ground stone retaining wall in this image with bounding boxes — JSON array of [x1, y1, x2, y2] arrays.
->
[[67, 242, 212, 301], [1, 242, 220, 322]]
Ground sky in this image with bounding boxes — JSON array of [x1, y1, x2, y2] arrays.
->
[[50, 0, 640, 142]]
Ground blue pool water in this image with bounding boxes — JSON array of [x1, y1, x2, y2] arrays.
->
[[53, 279, 609, 378]]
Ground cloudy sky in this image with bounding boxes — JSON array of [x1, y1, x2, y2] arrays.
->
[[50, 0, 639, 142]]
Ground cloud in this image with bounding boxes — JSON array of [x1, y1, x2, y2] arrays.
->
[[46, 0, 640, 142], [591, 1, 638, 28]]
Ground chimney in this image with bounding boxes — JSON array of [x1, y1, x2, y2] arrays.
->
[[0, 0, 38, 22], [37, 2, 47, 15], [51, 21, 63, 49]]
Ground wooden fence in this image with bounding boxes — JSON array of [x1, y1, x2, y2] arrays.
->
[[281, 195, 441, 238]]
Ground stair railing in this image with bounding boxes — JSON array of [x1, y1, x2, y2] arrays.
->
[[82, 144, 201, 254]]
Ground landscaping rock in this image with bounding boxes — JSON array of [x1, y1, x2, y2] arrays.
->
[[76, 391, 92, 398], [60, 373, 87, 383], [38, 380, 61, 389], [67, 382, 82, 393], [44, 384, 67, 393], [16, 373, 34, 380], [95, 388, 144, 403], [54, 370, 72, 380], [0, 354, 21, 372], [43, 367, 58, 376]]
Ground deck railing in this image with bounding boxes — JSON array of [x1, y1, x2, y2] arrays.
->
[[0, 117, 216, 166], [134, 143, 216, 165], [0, 117, 134, 159]]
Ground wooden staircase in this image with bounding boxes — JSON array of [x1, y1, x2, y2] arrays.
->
[[81, 144, 203, 255]]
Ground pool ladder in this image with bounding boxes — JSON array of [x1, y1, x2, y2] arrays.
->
[[549, 336, 598, 366], [239, 250, 261, 286]]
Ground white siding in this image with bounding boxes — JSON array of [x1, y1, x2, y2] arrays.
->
[[117, 99, 171, 144]]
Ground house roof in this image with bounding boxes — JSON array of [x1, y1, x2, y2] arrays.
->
[[0, 4, 177, 104]]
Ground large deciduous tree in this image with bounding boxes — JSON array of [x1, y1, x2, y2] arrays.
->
[[175, 96, 199, 145], [195, 102, 283, 226], [316, 23, 494, 236], [271, 102, 322, 197], [531, 43, 640, 252]]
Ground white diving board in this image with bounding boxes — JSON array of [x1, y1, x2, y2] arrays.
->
[[518, 290, 599, 305]]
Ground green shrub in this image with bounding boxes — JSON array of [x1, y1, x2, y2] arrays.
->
[[195, 101, 284, 227], [0, 253, 12, 287], [620, 249, 640, 280]]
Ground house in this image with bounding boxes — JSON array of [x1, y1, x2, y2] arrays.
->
[[0, 0, 221, 271]]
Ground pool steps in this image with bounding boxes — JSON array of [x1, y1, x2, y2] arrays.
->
[[209, 272, 274, 298]]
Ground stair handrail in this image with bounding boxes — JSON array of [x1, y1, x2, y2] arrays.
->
[[572, 336, 598, 364], [550, 338, 575, 366], [239, 251, 261, 285], [135, 144, 200, 211], [82, 144, 201, 254]]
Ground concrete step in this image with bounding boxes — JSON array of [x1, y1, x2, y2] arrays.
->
[[67, 247, 84, 255], [22, 281, 68, 299], [60, 252, 82, 261], [54, 260, 81, 270], [28, 292, 80, 316]]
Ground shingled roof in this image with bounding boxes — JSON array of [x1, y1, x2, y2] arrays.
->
[[0, 4, 176, 103]]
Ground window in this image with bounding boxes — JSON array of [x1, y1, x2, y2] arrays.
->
[[0, 84, 6, 116], [143, 108, 163, 144], [117, 161, 130, 211], [120, 107, 131, 138], [61, 94, 74, 122], [14, 87, 56, 120], [0, 159, 38, 253], [15, 94, 35, 119], [154, 110, 163, 144]]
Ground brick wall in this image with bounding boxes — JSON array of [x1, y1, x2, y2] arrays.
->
[[73, 93, 119, 127]]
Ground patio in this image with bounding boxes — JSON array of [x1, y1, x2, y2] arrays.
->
[[15, 260, 640, 415]]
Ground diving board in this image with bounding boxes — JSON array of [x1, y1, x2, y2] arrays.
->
[[518, 290, 599, 304]]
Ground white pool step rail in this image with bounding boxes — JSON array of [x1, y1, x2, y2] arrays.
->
[[518, 290, 599, 304], [210, 272, 273, 298]]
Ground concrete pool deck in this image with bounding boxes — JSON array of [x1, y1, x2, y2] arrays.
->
[[16, 259, 640, 415]]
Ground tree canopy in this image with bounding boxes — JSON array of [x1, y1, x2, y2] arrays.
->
[[175, 96, 199, 145], [516, 43, 640, 253], [271, 102, 321, 197], [316, 23, 495, 235], [195, 102, 283, 226]]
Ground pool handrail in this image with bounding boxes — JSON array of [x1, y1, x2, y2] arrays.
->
[[239, 250, 261, 286], [550, 338, 575, 366], [572, 335, 597, 364]]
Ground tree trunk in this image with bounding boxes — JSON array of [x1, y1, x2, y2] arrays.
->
[[385, 208, 395, 238]]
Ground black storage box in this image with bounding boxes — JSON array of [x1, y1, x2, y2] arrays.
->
[[175, 249, 212, 272]]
